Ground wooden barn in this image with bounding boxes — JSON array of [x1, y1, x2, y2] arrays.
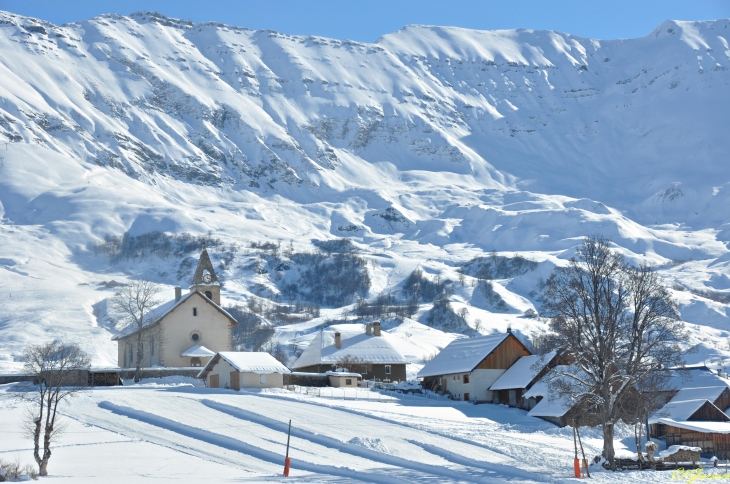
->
[[418, 332, 531, 403], [650, 399, 730, 459], [489, 351, 559, 408]]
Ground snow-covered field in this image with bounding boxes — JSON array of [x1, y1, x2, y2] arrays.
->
[[0, 379, 692, 483]]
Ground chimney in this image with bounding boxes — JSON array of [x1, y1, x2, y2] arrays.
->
[[373, 321, 381, 337], [507, 325, 512, 334], [174, 286, 182, 302], [365, 323, 372, 336], [335, 332, 342, 349]]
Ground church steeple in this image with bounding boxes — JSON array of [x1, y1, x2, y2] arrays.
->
[[191, 246, 218, 286], [189, 247, 221, 305]]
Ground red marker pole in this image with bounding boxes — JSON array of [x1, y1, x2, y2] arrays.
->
[[284, 419, 292, 477]]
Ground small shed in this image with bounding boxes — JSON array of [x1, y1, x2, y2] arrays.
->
[[198, 352, 290, 390], [326, 370, 361, 387], [489, 351, 558, 408]]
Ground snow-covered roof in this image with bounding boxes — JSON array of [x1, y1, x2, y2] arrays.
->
[[663, 367, 730, 390], [670, 386, 730, 404], [654, 419, 730, 434], [649, 399, 717, 424], [199, 352, 291, 378], [326, 371, 362, 378], [292, 329, 408, 369], [418, 333, 517, 378], [528, 394, 574, 418], [112, 291, 236, 340], [181, 344, 216, 357], [490, 351, 557, 391]]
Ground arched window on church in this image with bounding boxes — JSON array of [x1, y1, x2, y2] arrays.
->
[[190, 357, 201, 367], [205, 291, 212, 300]]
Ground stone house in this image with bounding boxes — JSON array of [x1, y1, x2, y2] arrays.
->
[[113, 248, 237, 368]]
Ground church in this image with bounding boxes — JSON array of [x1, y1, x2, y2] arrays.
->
[[113, 248, 237, 368]]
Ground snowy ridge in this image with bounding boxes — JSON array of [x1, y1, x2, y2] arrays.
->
[[0, 10, 728, 371]]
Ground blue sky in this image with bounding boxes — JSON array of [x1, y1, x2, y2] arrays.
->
[[0, 0, 728, 42]]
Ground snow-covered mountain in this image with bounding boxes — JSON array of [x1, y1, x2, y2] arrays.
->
[[0, 10, 729, 372]]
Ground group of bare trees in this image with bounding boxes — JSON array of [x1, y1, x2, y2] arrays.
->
[[541, 235, 685, 470]]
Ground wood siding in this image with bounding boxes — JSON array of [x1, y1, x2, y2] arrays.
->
[[475, 334, 531, 370], [209, 374, 219, 388], [688, 401, 730, 422], [662, 425, 730, 460], [230, 371, 240, 391]]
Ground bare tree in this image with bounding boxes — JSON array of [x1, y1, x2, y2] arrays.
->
[[335, 355, 371, 375], [112, 279, 160, 382], [542, 235, 684, 470], [19, 341, 90, 476]]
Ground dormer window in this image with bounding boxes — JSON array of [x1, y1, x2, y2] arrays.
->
[[193, 307, 198, 316]]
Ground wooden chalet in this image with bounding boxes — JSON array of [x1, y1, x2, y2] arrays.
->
[[418, 332, 531, 402]]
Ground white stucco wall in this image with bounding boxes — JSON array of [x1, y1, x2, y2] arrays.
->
[[117, 293, 232, 368], [161, 294, 232, 367], [240, 371, 283, 388], [208, 358, 235, 388], [442, 369, 505, 401]]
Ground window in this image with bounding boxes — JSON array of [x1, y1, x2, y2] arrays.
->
[[464, 393, 470, 401], [191, 332, 200, 342], [193, 307, 198, 316], [346, 379, 352, 385], [190, 357, 201, 367], [260, 374, 267, 384], [150, 337, 154, 356], [129, 346, 133, 361], [205, 291, 212, 300], [385, 365, 391, 375], [463, 374, 469, 384]]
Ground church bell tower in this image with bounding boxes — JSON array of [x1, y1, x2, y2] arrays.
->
[[190, 247, 221, 305]]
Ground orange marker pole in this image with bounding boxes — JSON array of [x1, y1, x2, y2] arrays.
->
[[574, 459, 581, 478], [284, 419, 292, 477]]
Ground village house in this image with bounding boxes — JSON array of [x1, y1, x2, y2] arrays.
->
[[198, 352, 291, 389], [291, 322, 408, 382], [649, 399, 730, 459], [418, 332, 531, 402], [112, 248, 237, 368], [489, 351, 559, 408]]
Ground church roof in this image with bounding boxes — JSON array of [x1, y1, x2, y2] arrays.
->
[[191, 248, 219, 286], [111, 290, 236, 341]]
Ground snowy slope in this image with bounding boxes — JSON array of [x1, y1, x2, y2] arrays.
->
[[0, 10, 729, 370], [0, 381, 695, 482]]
